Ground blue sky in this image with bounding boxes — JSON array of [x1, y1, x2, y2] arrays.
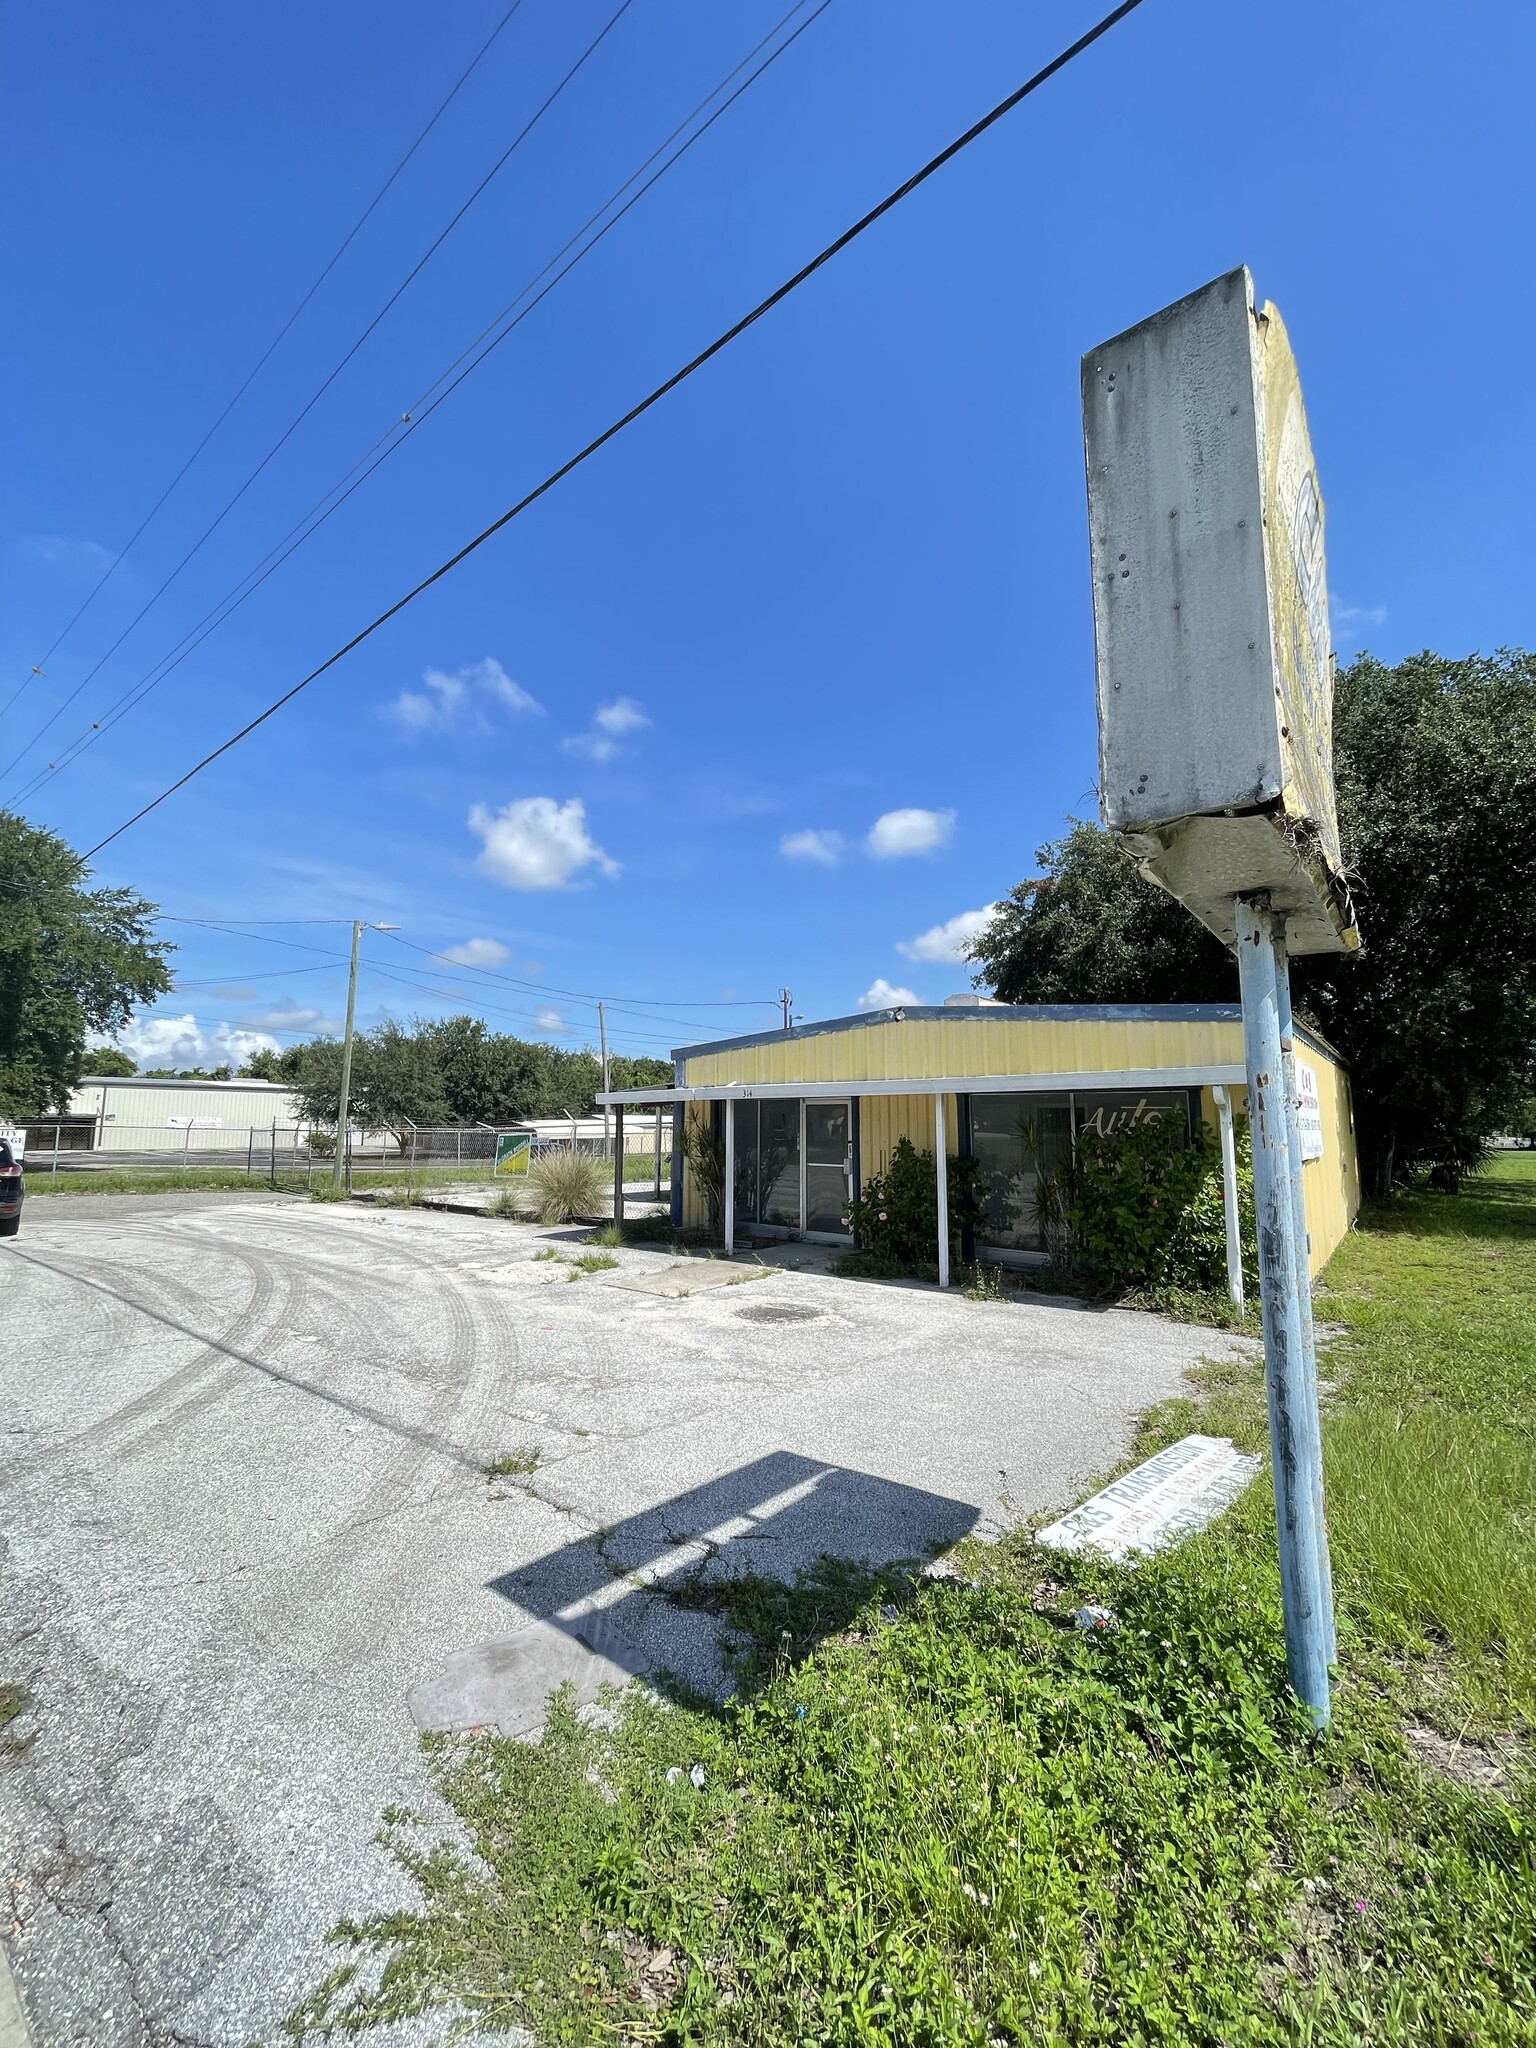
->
[[5, 0, 1533, 1068]]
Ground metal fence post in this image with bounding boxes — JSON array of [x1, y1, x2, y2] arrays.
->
[[1211, 1084, 1244, 1312], [653, 1103, 662, 1198], [1235, 895, 1332, 1727]]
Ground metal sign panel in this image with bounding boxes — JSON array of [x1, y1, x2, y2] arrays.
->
[[1037, 1433, 1261, 1561], [0, 1125, 25, 1161], [1082, 268, 1357, 956], [494, 1132, 532, 1178], [1296, 1058, 1324, 1162]]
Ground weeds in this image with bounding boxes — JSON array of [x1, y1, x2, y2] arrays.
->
[[485, 1449, 540, 1480], [570, 1250, 620, 1273]]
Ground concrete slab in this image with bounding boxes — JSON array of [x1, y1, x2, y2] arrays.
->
[[605, 1259, 770, 1297], [0, 1193, 1252, 2045]]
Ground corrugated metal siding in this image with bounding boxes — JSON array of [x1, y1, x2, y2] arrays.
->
[[860, 1094, 958, 1178], [682, 1013, 1244, 1087]]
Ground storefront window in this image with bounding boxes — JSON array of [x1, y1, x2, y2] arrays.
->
[[972, 1094, 1072, 1251], [972, 1090, 1193, 1252]]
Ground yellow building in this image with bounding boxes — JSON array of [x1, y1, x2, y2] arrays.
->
[[599, 998, 1358, 1284]]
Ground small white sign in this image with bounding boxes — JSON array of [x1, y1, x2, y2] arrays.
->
[[0, 1124, 26, 1161], [1296, 1060, 1324, 1162], [167, 1117, 223, 1130], [1037, 1434, 1261, 1562]]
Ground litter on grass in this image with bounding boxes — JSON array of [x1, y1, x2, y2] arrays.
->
[[1037, 1434, 1262, 1563]]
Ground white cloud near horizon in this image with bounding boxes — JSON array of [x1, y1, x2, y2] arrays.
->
[[469, 796, 618, 890], [857, 978, 920, 1010], [388, 657, 541, 733], [780, 828, 844, 865], [867, 807, 955, 858], [897, 904, 1000, 963], [97, 1014, 282, 1070], [441, 937, 510, 967], [564, 696, 650, 763]]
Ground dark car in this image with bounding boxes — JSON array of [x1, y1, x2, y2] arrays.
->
[[0, 1140, 23, 1237]]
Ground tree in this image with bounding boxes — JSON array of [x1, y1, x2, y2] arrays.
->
[[0, 811, 172, 1118], [967, 821, 1234, 1006], [968, 650, 1536, 1198], [89, 1046, 138, 1077], [240, 1046, 304, 1082]]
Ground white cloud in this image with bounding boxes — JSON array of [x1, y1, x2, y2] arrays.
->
[[867, 807, 955, 859], [857, 978, 920, 1011], [535, 1006, 564, 1032], [441, 937, 510, 967], [238, 1001, 340, 1034], [1334, 602, 1387, 627], [28, 533, 117, 579], [388, 657, 541, 732], [102, 1014, 282, 1069], [897, 904, 1001, 964], [468, 796, 618, 891], [564, 696, 650, 763], [594, 696, 649, 736], [780, 828, 845, 865]]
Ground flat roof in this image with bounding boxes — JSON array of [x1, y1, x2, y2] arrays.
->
[[75, 1075, 294, 1090], [599, 1063, 1246, 1108]]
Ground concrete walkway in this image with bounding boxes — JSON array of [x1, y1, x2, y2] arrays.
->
[[0, 1193, 1251, 2044]]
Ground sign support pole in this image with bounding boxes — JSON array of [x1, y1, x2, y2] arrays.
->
[[1272, 916, 1336, 1666], [1235, 895, 1332, 1726]]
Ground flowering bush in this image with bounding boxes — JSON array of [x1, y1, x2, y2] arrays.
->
[[845, 1136, 981, 1270]]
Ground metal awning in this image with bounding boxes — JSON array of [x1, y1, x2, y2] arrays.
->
[[597, 1064, 1245, 1108]]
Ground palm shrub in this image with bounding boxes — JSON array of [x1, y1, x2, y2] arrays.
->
[[682, 1116, 726, 1238], [525, 1148, 610, 1224]]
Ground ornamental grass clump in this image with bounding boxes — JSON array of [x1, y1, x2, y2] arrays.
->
[[524, 1148, 609, 1224]]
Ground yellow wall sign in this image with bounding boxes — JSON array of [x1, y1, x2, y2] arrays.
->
[[493, 1132, 532, 1177]]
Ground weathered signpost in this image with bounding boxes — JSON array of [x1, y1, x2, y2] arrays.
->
[[1082, 267, 1357, 1725]]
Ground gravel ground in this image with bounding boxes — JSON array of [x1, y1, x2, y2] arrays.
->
[[0, 1193, 1250, 2045]]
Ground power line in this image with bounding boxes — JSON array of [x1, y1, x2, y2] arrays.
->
[[82, 0, 1145, 861], [1, 1, 529, 723], [10, 0, 832, 808], [2, 0, 635, 785]]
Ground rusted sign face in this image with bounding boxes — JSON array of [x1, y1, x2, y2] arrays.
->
[[1082, 268, 1357, 956]]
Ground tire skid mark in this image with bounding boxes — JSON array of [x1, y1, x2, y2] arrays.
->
[[0, 1239, 290, 1491]]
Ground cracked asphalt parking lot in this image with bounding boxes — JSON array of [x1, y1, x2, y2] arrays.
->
[[0, 1191, 1251, 2045]]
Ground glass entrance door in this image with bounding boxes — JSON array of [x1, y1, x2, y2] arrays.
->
[[803, 1100, 852, 1237]]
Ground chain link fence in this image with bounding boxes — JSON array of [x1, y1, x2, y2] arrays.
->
[[9, 1116, 673, 1195]]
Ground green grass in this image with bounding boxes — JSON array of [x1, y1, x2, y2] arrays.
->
[[570, 1250, 620, 1273], [290, 1157, 1536, 2046], [27, 1166, 315, 1197]]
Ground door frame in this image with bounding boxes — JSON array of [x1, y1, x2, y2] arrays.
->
[[800, 1096, 854, 1242]]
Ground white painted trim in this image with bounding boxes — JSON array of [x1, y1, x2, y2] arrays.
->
[[934, 1093, 950, 1289], [598, 1066, 1244, 1107]]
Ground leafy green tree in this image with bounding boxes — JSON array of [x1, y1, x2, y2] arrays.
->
[[0, 810, 172, 1118], [88, 1046, 138, 1077], [968, 821, 1234, 1006], [967, 650, 1536, 1197]]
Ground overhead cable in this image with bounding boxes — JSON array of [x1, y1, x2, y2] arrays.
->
[[10, 0, 831, 807], [2, 0, 529, 721], [2, 0, 634, 783], [82, 0, 1146, 860]]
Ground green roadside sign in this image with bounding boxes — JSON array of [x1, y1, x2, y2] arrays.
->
[[494, 1132, 532, 1178]]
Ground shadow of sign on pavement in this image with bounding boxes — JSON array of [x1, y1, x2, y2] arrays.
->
[[409, 1450, 979, 1739]]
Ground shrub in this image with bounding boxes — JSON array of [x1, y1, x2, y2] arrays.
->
[[1066, 1113, 1258, 1297], [846, 1137, 981, 1271], [525, 1149, 610, 1224]]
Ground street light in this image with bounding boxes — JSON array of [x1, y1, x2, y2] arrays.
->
[[333, 921, 399, 1193]]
